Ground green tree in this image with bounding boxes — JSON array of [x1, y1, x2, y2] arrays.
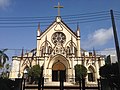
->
[[74, 64, 87, 80], [99, 63, 119, 78], [0, 49, 9, 68], [99, 63, 120, 89], [28, 64, 41, 83], [0, 64, 10, 78], [5, 63, 10, 70]]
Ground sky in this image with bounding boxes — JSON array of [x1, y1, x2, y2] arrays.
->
[[0, 0, 120, 60]]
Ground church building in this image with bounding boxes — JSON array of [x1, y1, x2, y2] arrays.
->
[[9, 3, 105, 85]]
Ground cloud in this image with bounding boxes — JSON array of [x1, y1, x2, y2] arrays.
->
[[98, 48, 117, 63], [82, 27, 113, 49], [0, 0, 11, 9], [99, 48, 116, 56]]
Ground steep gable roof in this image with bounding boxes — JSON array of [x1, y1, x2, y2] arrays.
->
[[40, 16, 77, 38]]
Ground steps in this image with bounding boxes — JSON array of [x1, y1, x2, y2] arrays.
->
[[44, 81, 75, 86]]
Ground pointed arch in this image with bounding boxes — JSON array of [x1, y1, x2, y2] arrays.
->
[[65, 40, 77, 56], [40, 40, 52, 56], [88, 65, 96, 73], [47, 54, 71, 69], [65, 40, 77, 48], [52, 61, 66, 70], [23, 65, 29, 81], [23, 65, 29, 74], [87, 65, 96, 82]]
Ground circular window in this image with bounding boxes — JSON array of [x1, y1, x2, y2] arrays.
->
[[52, 32, 66, 44]]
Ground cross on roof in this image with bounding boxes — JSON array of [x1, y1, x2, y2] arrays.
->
[[54, 2, 63, 16]]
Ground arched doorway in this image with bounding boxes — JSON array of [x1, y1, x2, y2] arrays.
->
[[52, 61, 66, 81]]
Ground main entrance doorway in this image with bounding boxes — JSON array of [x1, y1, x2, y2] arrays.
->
[[52, 62, 66, 81]]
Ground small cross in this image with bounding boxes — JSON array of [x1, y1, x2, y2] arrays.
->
[[54, 2, 63, 16]]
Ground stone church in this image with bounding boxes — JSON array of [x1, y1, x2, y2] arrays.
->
[[9, 3, 105, 85]]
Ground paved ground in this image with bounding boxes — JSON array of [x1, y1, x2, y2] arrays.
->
[[25, 89, 98, 90], [24, 82, 99, 90]]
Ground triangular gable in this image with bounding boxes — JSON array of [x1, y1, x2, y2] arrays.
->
[[40, 17, 77, 39], [61, 20, 77, 37]]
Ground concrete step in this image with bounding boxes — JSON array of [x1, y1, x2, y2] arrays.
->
[[44, 81, 74, 86]]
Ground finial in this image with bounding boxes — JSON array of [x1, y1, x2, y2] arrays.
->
[[77, 23, 80, 37], [45, 36, 48, 46], [71, 36, 73, 47], [45, 36, 47, 41], [93, 47, 96, 59], [21, 48, 24, 60], [37, 23, 41, 36], [45, 36, 48, 54], [93, 48, 96, 55], [38, 22, 40, 30], [54, 2, 63, 16]]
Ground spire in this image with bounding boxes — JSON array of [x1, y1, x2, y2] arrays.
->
[[45, 36, 48, 54], [93, 48, 96, 55], [54, 2, 63, 16], [21, 48, 24, 60], [37, 23, 41, 36], [70, 36, 74, 54], [93, 48, 96, 60], [76, 23, 81, 57], [77, 23, 80, 37]]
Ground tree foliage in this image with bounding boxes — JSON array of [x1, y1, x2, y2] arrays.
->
[[99, 63, 119, 78], [74, 64, 87, 80], [0, 49, 9, 68], [0, 78, 15, 90], [99, 62, 120, 89], [28, 64, 41, 79], [5, 63, 10, 70]]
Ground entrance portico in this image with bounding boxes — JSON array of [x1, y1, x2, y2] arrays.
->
[[52, 61, 66, 81], [44, 54, 74, 83]]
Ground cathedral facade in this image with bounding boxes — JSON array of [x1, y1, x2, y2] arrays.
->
[[9, 16, 105, 85]]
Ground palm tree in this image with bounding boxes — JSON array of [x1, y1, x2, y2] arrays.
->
[[0, 49, 9, 68]]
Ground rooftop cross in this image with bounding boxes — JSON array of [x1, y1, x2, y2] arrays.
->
[[54, 2, 63, 16]]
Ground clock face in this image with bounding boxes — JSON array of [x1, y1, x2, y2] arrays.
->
[[52, 32, 66, 44]]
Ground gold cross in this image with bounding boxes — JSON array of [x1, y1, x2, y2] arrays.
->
[[54, 2, 63, 16]]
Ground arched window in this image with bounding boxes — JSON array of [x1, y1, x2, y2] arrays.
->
[[66, 46, 70, 55], [88, 66, 95, 82], [74, 47, 77, 56], [41, 46, 44, 57], [23, 66, 29, 82]]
